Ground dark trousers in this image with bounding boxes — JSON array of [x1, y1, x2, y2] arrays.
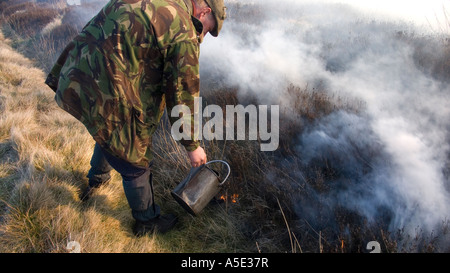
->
[[87, 143, 160, 222]]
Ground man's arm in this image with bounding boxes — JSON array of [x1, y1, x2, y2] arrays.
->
[[163, 41, 207, 167]]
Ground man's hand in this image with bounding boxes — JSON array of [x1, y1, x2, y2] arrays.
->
[[187, 146, 207, 168]]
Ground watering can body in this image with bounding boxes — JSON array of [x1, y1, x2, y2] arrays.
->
[[171, 160, 231, 216]]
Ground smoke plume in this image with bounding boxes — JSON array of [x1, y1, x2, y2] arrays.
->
[[200, 0, 450, 238]]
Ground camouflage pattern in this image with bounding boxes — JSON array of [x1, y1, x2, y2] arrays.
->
[[46, 0, 203, 167]]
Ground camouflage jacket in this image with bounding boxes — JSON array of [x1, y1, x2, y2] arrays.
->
[[45, 0, 202, 167]]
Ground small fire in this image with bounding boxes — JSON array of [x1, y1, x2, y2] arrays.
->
[[219, 194, 239, 203]]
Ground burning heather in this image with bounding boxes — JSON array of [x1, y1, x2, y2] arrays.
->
[[200, 0, 450, 251]]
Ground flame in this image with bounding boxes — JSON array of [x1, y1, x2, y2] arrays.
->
[[231, 194, 239, 203], [341, 240, 344, 249], [219, 194, 239, 203]]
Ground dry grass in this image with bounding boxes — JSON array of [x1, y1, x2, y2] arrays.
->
[[6, 7, 59, 37], [1, 0, 80, 73]]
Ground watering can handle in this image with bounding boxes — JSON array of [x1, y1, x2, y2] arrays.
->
[[205, 160, 231, 186]]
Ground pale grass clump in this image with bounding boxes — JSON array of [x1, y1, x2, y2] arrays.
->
[[0, 37, 33, 67]]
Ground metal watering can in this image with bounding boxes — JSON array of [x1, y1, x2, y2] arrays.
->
[[171, 160, 231, 216]]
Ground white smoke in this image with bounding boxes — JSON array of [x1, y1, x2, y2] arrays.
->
[[331, 37, 450, 232], [200, 0, 450, 236]]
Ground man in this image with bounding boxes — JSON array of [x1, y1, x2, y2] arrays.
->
[[45, 0, 226, 236]]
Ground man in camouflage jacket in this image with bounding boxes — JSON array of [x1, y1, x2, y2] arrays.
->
[[45, 0, 226, 236]]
